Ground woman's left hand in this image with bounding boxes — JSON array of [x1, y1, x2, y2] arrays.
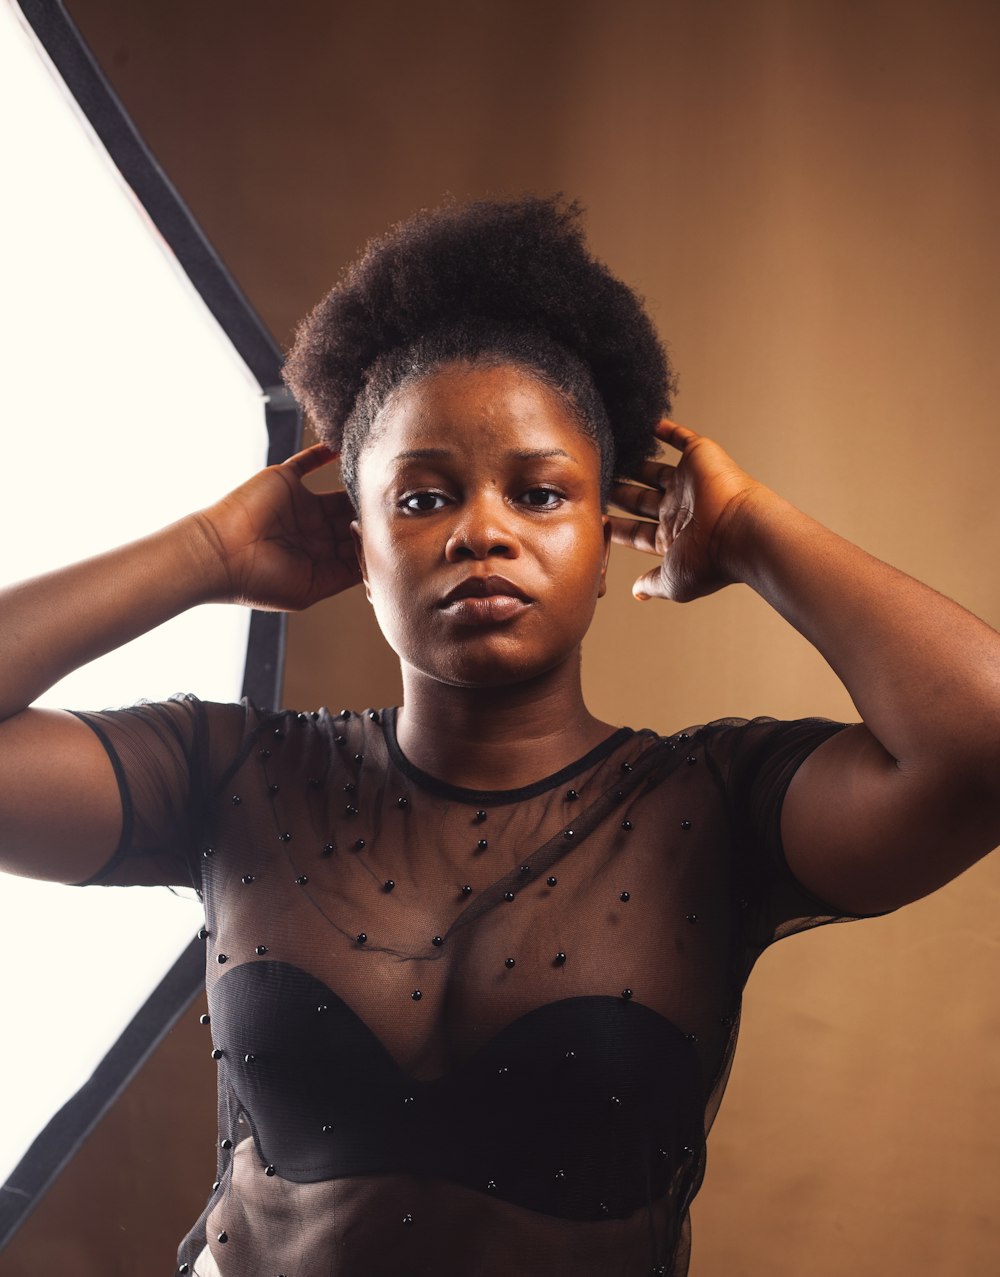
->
[[609, 422, 769, 602]]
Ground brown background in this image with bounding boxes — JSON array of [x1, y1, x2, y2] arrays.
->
[[4, 1, 1000, 1273]]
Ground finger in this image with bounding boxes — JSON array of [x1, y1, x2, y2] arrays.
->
[[634, 459, 677, 490], [631, 564, 670, 602], [283, 442, 340, 476], [607, 514, 661, 556], [610, 480, 662, 522], [654, 420, 698, 451]]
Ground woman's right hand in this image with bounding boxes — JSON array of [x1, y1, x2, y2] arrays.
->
[[191, 443, 362, 612]]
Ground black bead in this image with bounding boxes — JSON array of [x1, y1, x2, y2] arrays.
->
[[217, 954, 228, 964], [678, 732, 690, 741], [311, 711, 319, 720], [318, 1004, 328, 1013], [477, 838, 488, 850], [339, 709, 351, 719], [198, 928, 210, 940], [242, 874, 255, 885], [620, 891, 630, 902], [211, 1048, 223, 1060], [546, 876, 557, 887], [621, 988, 633, 1000], [384, 880, 396, 891], [356, 933, 368, 944], [621, 761, 633, 773], [334, 734, 345, 746], [566, 789, 579, 801], [231, 795, 242, 806], [199, 1013, 210, 1025], [345, 805, 358, 816], [221, 1139, 233, 1150], [658, 1148, 669, 1160], [610, 1095, 621, 1105], [402, 1214, 414, 1226], [265, 1164, 276, 1176], [178, 1266, 189, 1274], [503, 891, 515, 902], [403, 1095, 415, 1104], [497, 1065, 509, 1075], [397, 795, 408, 808], [203, 847, 215, 858], [462, 884, 472, 895], [256, 944, 268, 955], [322, 843, 335, 856], [212, 1180, 221, 1191], [563, 828, 574, 839], [353, 753, 364, 765], [621, 819, 633, 831], [686, 755, 697, 766], [259, 748, 271, 760], [368, 710, 380, 722], [685, 1033, 698, 1043], [218, 1231, 229, 1244], [273, 728, 285, 740], [268, 783, 279, 795], [486, 1179, 497, 1191], [519, 864, 531, 874], [321, 1123, 334, 1133], [296, 874, 309, 885], [680, 819, 692, 831], [555, 1169, 566, 1180], [682, 1145, 695, 1158], [475, 810, 487, 823], [432, 935, 444, 947], [554, 952, 567, 965], [599, 1202, 609, 1214], [245, 1053, 257, 1063], [505, 957, 515, 969], [686, 913, 698, 924], [565, 1050, 576, 1060], [279, 832, 292, 843], [411, 989, 422, 1000], [353, 839, 366, 851]]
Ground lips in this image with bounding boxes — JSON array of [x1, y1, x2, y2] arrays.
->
[[439, 575, 532, 607]]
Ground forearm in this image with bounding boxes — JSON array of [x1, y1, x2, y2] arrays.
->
[[724, 488, 1000, 780], [0, 515, 227, 721]]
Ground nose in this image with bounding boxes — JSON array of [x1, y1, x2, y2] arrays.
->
[[444, 491, 519, 562]]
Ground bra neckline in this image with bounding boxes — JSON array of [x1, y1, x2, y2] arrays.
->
[[381, 706, 636, 805]]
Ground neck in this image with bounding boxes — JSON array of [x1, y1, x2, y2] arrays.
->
[[395, 653, 614, 791]]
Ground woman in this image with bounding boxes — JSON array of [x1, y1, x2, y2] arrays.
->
[[2, 196, 999, 1276]]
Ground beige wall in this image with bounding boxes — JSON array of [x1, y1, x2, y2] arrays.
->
[[6, 1, 999, 1273]]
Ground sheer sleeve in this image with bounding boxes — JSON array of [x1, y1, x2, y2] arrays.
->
[[69, 695, 262, 889], [703, 716, 892, 961]]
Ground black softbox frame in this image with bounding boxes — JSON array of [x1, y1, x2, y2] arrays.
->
[[0, 0, 300, 1246]]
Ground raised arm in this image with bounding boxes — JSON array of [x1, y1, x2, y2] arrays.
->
[[610, 422, 1000, 915], [0, 444, 360, 883]]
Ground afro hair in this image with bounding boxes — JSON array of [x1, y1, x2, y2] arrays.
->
[[283, 195, 676, 506]]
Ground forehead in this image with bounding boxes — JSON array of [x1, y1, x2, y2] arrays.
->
[[364, 362, 593, 461]]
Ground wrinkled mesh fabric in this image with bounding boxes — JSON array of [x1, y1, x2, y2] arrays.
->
[[72, 696, 882, 1277]]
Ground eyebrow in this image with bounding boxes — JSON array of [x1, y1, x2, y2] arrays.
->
[[391, 447, 577, 464]]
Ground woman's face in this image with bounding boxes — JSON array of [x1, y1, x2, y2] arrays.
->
[[352, 362, 611, 689]]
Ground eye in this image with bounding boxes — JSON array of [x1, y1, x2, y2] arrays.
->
[[519, 487, 564, 509], [400, 491, 448, 513]]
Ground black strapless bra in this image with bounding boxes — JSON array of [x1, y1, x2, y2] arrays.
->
[[211, 962, 705, 1221]]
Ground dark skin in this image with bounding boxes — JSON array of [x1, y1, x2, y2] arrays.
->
[[1, 359, 1000, 915]]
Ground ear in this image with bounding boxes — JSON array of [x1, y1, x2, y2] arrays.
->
[[597, 514, 612, 599], [350, 519, 372, 602]]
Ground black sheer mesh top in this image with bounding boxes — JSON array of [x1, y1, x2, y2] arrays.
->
[[73, 696, 880, 1277]]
